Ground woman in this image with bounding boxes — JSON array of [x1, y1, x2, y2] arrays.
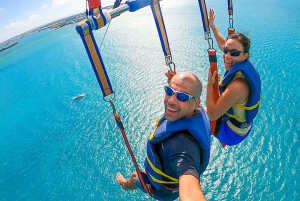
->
[[206, 8, 261, 146]]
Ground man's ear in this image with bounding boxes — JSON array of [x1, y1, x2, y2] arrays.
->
[[244, 52, 249, 60], [194, 100, 200, 110]]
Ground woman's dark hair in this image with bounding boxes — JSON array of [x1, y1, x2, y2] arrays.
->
[[227, 32, 251, 54]]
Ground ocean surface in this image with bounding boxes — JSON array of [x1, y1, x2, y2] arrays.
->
[[1, 0, 299, 200]]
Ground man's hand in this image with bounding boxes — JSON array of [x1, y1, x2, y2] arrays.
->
[[165, 70, 176, 83]]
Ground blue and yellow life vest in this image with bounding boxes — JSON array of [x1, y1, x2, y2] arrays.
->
[[144, 107, 211, 191], [219, 60, 261, 128]]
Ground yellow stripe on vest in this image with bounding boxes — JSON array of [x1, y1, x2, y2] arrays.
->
[[228, 100, 260, 121], [149, 173, 179, 184], [146, 156, 178, 183], [149, 117, 162, 140], [225, 112, 246, 122], [233, 100, 260, 110]]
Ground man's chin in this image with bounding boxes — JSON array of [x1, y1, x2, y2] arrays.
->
[[165, 115, 177, 122]]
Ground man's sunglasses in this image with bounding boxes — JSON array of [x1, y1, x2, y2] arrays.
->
[[222, 46, 243, 57], [164, 86, 199, 102]]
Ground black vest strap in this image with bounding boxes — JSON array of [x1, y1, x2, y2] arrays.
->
[[213, 117, 223, 138]]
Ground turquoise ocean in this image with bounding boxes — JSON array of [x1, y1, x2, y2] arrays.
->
[[1, 0, 299, 200]]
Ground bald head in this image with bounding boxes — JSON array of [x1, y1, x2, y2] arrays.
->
[[170, 72, 202, 98]]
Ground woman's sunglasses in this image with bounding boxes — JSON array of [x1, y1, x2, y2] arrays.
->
[[164, 86, 199, 102], [222, 46, 243, 57]]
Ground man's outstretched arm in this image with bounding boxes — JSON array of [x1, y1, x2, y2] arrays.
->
[[179, 174, 206, 201]]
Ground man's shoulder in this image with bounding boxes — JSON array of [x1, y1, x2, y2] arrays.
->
[[164, 130, 200, 149]]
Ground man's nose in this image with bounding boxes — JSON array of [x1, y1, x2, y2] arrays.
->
[[168, 93, 178, 102]]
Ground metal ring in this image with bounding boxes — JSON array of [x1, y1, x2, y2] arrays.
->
[[205, 32, 211, 41], [229, 18, 234, 28], [103, 93, 116, 102], [104, 94, 117, 113], [168, 61, 176, 73], [207, 37, 214, 50], [165, 55, 172, 66]]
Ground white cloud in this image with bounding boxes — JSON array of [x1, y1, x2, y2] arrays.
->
[[52, 0, 73, 7], [3, 14, 39, 31], [42, 4, 48, 9], [4, 21, 22, 29], [0, 8, 3, 12], [28, 14, 40, 20]]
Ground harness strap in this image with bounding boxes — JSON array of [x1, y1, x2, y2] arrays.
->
[[113, 111, 154, 197], [213, 117, 223, 137], [150, 0, 175, 71], [197, 0, 220, 134], [87, 0, 108, 30], [76, 21, 114, 97], [208, 49, 219, 134], [227, 0, 235, 35], [150, 0, 171, 57], [198, 0, 210, 34], [77, 4, 153, 196]]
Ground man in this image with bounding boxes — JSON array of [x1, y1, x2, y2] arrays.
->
[[116, 72, 210, 201]]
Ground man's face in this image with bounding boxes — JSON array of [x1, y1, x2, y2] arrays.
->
[[164, 77, 199, 122]]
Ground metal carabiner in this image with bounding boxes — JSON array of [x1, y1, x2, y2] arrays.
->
[[165, 55, 176, 73], [103, 93, 116, 113], [205, 32, 211, 41], [168, 61, 176, 73], [229, 17, 234, 29], [165, 55, 172, 66], [207, 37, 214, 50]]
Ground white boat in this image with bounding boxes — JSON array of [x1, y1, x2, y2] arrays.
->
[[73, 93, 85, 100]]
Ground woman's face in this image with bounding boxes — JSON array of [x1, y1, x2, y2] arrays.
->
[[222, 38, 249, 70]]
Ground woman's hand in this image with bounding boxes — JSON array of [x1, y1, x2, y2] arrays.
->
[[208, 8, 216, 28], [165, 70, 176, 83], [207, 70, 217, 87]]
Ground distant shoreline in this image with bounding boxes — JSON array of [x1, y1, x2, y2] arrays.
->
[[0, 42, 18, 53], [0, 4, 120, 47]]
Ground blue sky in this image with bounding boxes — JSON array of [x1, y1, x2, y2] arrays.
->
[[0, 0, 114, 43]]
